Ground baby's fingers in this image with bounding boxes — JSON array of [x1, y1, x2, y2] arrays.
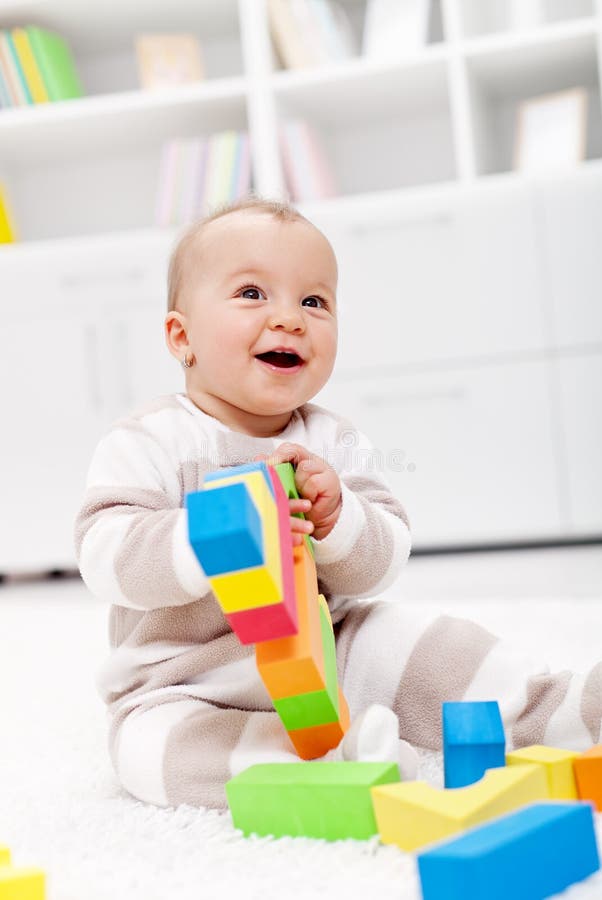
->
[[289, 498, 311, 514], [290, 514, 313, 546]]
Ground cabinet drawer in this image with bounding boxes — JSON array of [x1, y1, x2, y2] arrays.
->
[[555, 352, 602, 534], [535, 166, 602, 347], [323, 180, 546, 373], [314, 359, 563, 547]]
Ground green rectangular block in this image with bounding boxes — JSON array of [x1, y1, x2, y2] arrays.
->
[[226, 761, 401, 840], [275, 461, 314, 558], [272, 595, 339, 730]]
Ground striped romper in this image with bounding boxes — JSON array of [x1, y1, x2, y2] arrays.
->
[[73, 391, 602, 809]]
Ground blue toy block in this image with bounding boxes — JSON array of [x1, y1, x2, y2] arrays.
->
[[417, 801, 600, 900], [204, 461, 275, 498], [186, 481, 263, 577], [443, 701, 505, 789]]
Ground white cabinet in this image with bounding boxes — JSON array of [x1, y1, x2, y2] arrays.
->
[[314, 359, 563, 547], [0, 230, 181, 572], [0, 307, 104, 571], [554, 352, 602, 534], [535, 166, 602, 347], [319, 179, 547, 376]]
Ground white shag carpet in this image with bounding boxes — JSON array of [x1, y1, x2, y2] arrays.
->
[[1, 548, 602, 900]]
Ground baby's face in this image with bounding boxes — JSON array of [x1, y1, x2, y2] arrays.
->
[[173, 211, 338, 434]]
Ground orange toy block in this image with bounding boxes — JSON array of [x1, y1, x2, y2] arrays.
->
[[574, 745, 602, 811], [287, 688, 350, 760], [255, 542, 325, 698]]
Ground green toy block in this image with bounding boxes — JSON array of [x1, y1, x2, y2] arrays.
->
[[272, 593, 339, 730], [275, 461, 314, 558], [226, 761, 401, 840]]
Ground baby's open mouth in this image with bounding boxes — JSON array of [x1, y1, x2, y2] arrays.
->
[[255, 351, 303, 368]]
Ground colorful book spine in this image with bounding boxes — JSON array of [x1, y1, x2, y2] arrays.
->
[[6, 30, 33, 103], [232, 131, 252, 201], [0, 51, 11, 107], [26, 26, 83, 102], [12, 28, 49, 103], [0, 185, 17, 243], [0, 31, 27, 105]]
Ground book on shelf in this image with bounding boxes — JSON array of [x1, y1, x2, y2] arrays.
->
[[279, 118, 337, 202], [0, 185, 17, 243], [362, 0, 432, 59], [268, 0, 358, 70], [135, 34, 205, 90], [0, 25, 83, 107], [155, 130, 251, 227]]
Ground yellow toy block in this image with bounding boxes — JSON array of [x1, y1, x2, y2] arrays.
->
[[204, 471, 283, 612], [506, 745, 579, 799], [371, 763, 549, 852], [0, 847, 9, 864], [0, 866, 45, 899]]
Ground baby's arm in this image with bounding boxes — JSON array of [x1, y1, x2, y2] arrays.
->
[[264, 426, 412, 613], [73, 423, 211, 610]]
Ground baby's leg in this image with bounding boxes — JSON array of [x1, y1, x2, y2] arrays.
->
[[108, 696, 303, 809], [107, 691, 409, 809], [335, 600, 602, 753]]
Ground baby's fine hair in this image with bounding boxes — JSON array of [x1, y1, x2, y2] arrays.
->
[[166, 194, 311, 313]]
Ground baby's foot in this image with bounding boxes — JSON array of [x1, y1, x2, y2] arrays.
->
[[322, 703, 419, 781]]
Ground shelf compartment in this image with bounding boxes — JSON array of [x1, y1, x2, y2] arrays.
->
[[464, 25, 602, 175], [457, 0, 595, 38], [273, 49, 456, 197], [0, 83, 248, 241], [0, 0, 243, 91], [267, 0, 446, 75]]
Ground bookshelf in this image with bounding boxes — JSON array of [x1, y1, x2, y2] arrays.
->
[[0, 0, 600, 572]]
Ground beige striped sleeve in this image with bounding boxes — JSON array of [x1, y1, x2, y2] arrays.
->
[[73, 421, 211, 610]]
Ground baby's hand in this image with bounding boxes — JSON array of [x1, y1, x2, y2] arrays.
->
[[254, 444, 342, 544]]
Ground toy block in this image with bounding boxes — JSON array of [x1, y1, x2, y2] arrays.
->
[[417, 802, 600, 900], [204, 460, 275, 497], [186, 480, 263, 577], [203, 471, 283, 612], [226, 761, 400, 840], [506, 745, 579, 799], [287, 687, 350, 759], [272, 594, 339, 731], [574, 745, 602, 811], [443, 700, 506, 788], [255, 543, 324, 694], [0, 866, 45, 899], [371, 763, 548, 852], [274, 461, 314, 558], [224, 465, 298, 643]]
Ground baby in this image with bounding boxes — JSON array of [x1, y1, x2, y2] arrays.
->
[[74, 196, 601, 810]]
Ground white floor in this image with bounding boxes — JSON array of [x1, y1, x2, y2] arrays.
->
[[0, 545, 601, 900]]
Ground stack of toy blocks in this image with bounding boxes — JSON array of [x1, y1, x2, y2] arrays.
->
[[186, 459, 349, 759]]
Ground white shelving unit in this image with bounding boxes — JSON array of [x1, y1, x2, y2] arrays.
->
[[0, 0, 600, 572]]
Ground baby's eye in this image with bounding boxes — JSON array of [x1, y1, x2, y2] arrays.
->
[[239, 285, 265, 301], [301, 296, 328, 309]]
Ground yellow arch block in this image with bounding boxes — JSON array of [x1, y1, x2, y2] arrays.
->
[[205, 471, 283, 613], [371, 763, 549, 852], [506, 745, 579, 799], [0, 866, 45, 899]]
